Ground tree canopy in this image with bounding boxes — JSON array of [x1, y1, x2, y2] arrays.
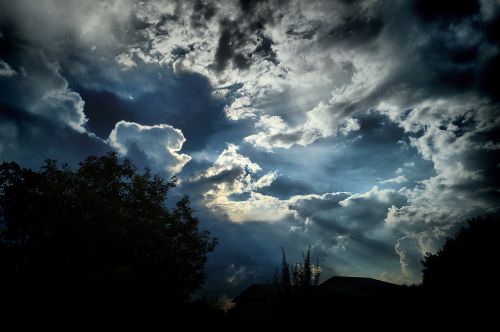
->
[[0, 153, 217, 302], [421, 215, 499, 294]]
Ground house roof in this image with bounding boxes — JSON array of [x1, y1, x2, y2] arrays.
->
[[233, 277, 403, 304]]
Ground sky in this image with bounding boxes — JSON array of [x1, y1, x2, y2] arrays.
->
[[0, 0, 499, 297]]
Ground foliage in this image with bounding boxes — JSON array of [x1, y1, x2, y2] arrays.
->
[[277, 246, 320, 289], [0, 152, 217, 301], [421, 215, 499, 293], [281, 247, 291, 290]]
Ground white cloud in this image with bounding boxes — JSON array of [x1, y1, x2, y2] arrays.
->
[[212, 191, 291, 223], [376, 96, 500, 281], [243, 115, 320, 150], [0, 59, 17, 77], [193, 145, 408, 226], [244, 113, 361, 150], [108, 0, 380, 150], [189, 144, 288, 222], [195, 143, 262, 181], [338, 118, 361, 136], [380, 175, 407, 184], [253, 171, 278, 189], [108, 120, 191, 174], [224, 96, 259, 120]]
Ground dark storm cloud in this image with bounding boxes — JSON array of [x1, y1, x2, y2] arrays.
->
[[267, 130, 308, 146], [479, 49, 500, 101], [279, 186, 409, 280], [290, 189, 407, 235], [0, 42, 87, 133], [415, 0, 480, 22], [381, 0, 499, 102], [239, 0, 264, 13], [0, 104, 108, 168], [323, 11, 385, 47], [202, 0, 286, 73], [190, 0, 217, 28], [241, 0, 500, 151], [286, 21, 321, 40], [213, 20, 249, 72], [282, 0, 389, 48], [258, 176, 315, 199], [213, 18, 278, 72], [322, 112, 435, 192]]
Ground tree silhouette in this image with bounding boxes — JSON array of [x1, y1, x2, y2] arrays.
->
[[303, 247, 312, 286], [0, 153, 217, 302], [281, 247, 291, 292], [421, 215, 499, 294], [276, 246, 320, 288]]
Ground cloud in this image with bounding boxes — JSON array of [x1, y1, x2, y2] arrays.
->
[[0, 0, 135, 55], [284, 186, 408, 281], [108, 0, 373, 144], [0, 50, 87, 133], [380, 175, 407, 184], [108, 120, 191, 174], [375, 95, 500, 281], [0, 105, 108, 169], [210, 191, 290, 223], [244, 113, 361, 150], [3, 0, 499, 149], [188, 143, 288, 222], [243, 115, 320, 150], [290, 186, 407, 232], [0, 59, 16, 77], [30, 68, 87, 133]]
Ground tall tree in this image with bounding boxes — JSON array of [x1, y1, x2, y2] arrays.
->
[[0, 153, 217, 302], [313, 258, 321, 286], [278, 246, 320, 287], [303, 246, 312, 287], [281, 247, 291, 291]]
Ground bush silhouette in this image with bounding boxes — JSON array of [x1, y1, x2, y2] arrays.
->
[[421, 215, 500, 294], [0, 153, 217, 302]]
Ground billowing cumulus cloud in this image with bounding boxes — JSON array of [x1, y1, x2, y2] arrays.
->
[[188, 144, 288, 222], [376, 96, 500, 279], [109, 121, 191, 174], [283, 187, 409, 282]]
